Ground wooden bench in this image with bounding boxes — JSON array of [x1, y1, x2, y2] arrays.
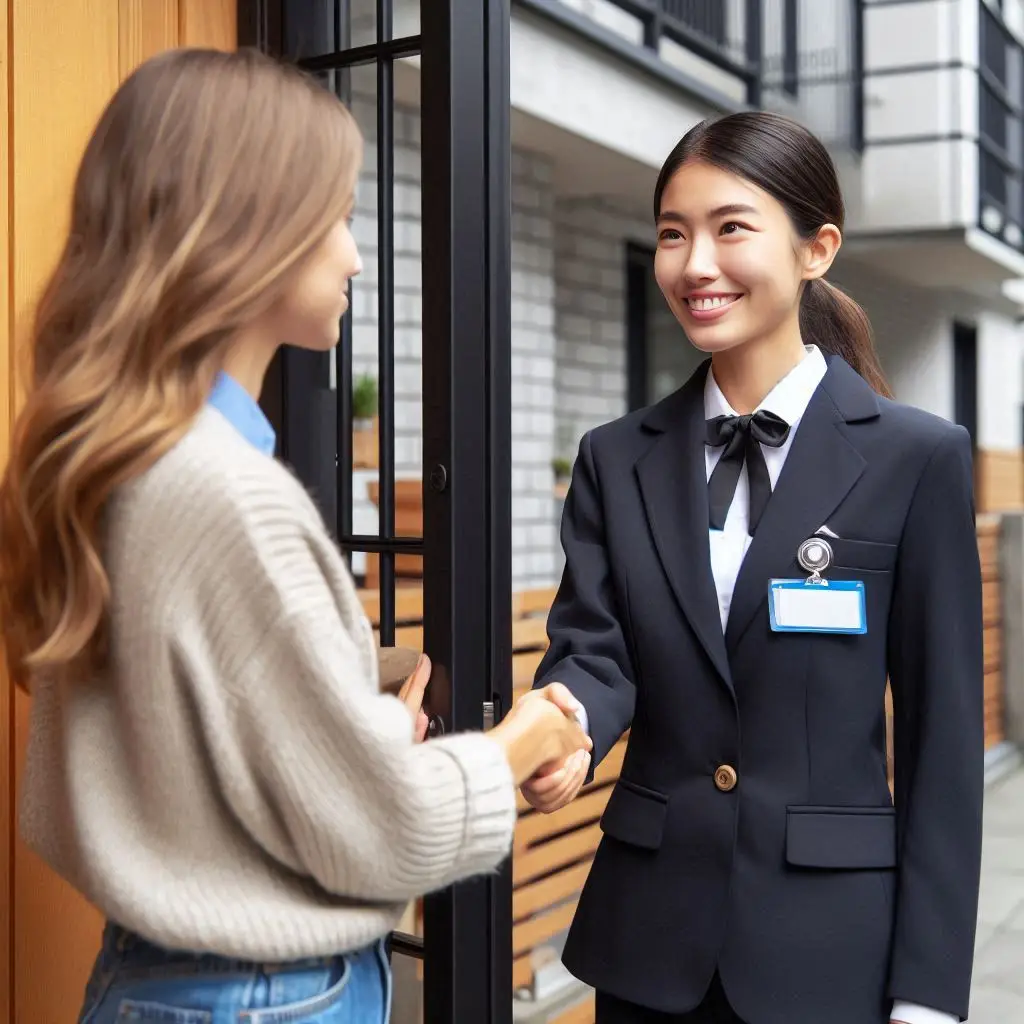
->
[[978, 518, 1005, 750]]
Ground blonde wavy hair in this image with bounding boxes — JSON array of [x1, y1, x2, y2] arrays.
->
[[0, 47, 363, 689]]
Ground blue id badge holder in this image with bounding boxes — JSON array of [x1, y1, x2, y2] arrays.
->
[[768, 538, 867, 635]]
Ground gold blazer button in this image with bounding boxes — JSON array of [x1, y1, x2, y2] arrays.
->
[[714, 765, 738, 792]]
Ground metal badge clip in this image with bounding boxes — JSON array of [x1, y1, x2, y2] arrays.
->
[[797, 537, 833, 583]]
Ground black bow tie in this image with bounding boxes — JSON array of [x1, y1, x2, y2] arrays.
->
[[706, 410, 791, 534]]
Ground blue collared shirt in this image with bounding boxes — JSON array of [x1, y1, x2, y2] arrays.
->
[[207, 372, 276, 456]]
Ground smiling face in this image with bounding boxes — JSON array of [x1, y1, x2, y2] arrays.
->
[[654, 160, 836, 358]]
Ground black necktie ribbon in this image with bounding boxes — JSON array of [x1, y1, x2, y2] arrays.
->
[[705, 410, 791, 535]]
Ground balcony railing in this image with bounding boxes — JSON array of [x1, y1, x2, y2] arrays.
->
[[760, 0, 863, 151], [529, 0, 865, 153], [599, 0, 765, 105], [978, 0, 1024, 251]]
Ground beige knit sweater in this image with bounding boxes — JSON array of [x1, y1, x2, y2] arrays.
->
[[19, 407, 517, 961]]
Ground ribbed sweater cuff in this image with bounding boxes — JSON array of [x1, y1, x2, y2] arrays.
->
[[430, 732, 517, 875]]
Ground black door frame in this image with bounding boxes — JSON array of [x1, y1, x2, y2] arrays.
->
[[953, 320, 978, 451], [238, 3, 513, 1021], [625, 241, 654, 412]]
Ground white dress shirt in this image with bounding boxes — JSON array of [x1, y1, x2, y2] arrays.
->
[[703, 345, 827, 628], [573, 346, 953, 1024]]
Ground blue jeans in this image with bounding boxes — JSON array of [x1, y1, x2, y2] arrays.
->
[[78, 923, 392, 1023]]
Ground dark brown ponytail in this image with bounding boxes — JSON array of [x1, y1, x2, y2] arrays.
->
[[800, 279, 891, 398], [654, 111, 892, 398]]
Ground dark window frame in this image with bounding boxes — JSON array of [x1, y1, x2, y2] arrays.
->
[[626, 241, 654, 410], [953, 320, 979, 451], [783, 0, 798, 98]]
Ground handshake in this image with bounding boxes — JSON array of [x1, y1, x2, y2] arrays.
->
[[491, 683, 594, 814], [397, 656, 593, 815]]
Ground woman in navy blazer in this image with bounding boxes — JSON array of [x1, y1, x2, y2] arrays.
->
[[520, 112, 983, 1024]]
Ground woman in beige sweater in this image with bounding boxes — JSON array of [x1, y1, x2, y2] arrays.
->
[[0, 48, 588, 1024]]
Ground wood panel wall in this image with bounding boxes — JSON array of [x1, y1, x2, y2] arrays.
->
[[976, 448, 1024, 514], [119, 0, 179, 78], [1, 0, 11, 1016], [979, 518, 1006, 749], [2, 6, 236, 1021], [180, 0, 237, 49]]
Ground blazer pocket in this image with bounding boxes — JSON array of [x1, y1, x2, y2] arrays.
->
[[827, 537, 898, 573], [785, 805, 896, 869], [599, 778, 668, 850]]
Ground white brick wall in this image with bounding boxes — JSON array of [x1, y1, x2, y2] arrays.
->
[[345, 94, 423, 563], [543, 199, 653, 584], [553, 199, 650, 463], [350, 94, 423, 480], [347, 93, 559, 588], [511, 148, 560, 590], [830, 257, 958, 420]]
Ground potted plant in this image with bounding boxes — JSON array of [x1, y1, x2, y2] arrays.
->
[[352, 373, 379, 469], [552, 456, 572, 498]]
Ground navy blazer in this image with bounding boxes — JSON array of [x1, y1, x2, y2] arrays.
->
[[534, 356, 983, 1024]]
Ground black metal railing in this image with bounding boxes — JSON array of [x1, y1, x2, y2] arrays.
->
[[248, 0, 427, 957], [760, 0, 863, 150], [594, 0, 764, 104], [978, 0, 1024, 251], [533, 0, 865, 153], [248, 4, 516, 1015]]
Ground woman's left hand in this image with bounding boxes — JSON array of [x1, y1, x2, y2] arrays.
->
[[397, 653, 431, 743]]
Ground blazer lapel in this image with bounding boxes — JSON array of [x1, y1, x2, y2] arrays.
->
[[724, 358, 878, 651], [636, 364, 733, 690]]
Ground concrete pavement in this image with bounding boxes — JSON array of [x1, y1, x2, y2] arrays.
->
[[970, 766, 1024, 1021]]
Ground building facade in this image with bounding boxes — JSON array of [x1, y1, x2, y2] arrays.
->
[[336, 0, 1024, 599]]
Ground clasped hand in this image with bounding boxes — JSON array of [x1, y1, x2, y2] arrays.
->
[[517, 683, 592, 814], [398, 658, 591, 804]]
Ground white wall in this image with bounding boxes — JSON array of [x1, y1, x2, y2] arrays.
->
[[510, 7, 716, 175], [996, 0, 1024, 43], [850, 0, 977, 235], [553, 199, 649, 462], [831, 256, 1024, 447], [979, 312, 1024, 449], [831, 257, 956, 418], [556, 0, 747, 102], [557, 0, 643, 43]]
